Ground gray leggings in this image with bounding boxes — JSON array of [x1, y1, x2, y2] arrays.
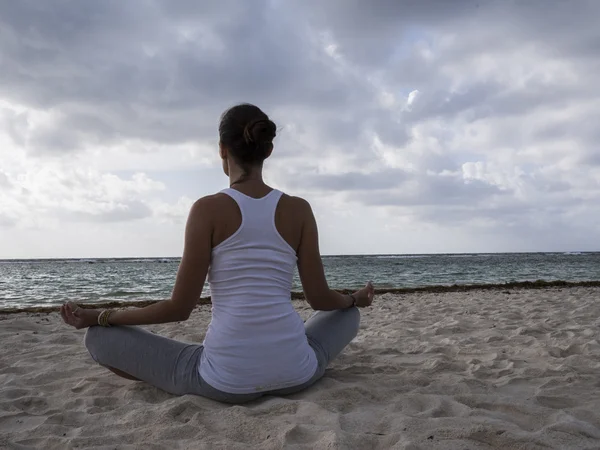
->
[[84, 307, 360, 404]]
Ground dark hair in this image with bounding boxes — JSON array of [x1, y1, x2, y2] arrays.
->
[[219, 103, 277, 170]]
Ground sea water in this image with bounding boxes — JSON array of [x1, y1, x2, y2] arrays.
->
[[1, 252, 598, 310]]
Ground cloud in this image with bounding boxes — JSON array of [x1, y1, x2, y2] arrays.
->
[[62, 200, 154, 223], [1, 0, 599, 256], [0, 166, 170, 227], [0, 213, 16, 228], [0, 0, 371, 155], [152, 196, 195, 224], [0, 171, 10, 188]]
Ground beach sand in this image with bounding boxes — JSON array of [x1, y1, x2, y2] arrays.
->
[[2, 287, 600, 449]]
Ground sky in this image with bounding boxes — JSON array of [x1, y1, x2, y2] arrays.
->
[[1, 0, 599, 258]]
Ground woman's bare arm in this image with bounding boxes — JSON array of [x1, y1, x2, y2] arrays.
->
[[295, 198, 354, 311]]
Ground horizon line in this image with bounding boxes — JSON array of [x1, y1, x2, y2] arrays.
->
[[1, 250, 598, 261]]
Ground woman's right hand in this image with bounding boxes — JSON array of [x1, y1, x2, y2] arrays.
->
[[352, 281, 374, 307], [60, 302, 100, 329]]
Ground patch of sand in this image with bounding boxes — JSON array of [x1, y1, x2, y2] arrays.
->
[[2, 287, 600, 449]]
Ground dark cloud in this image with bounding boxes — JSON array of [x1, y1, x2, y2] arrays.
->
[[1, 0, 599, 242], [284, 169, 409, 192], [353, 175, 505, 207], [299, 0, 600, 65], [2, 0, 598, 158], [296, 0, 481, 65], [0, 0, 372, 153], [292, 0, 600, 158]]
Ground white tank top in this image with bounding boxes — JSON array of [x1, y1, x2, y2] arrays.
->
[[199, 188, 318, 394]]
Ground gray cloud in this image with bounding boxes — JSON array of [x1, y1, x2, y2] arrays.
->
[[296, 0, 481, 66], [0, 0, 372, 153], [1, 0, 599, 247], [2, 0, 597, 157], [300, 0, 600, 65], [284, 169, 410, 192], [353, 175, 505, 208]]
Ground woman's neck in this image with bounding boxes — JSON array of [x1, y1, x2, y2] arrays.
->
[[229, 168, 263, 187]]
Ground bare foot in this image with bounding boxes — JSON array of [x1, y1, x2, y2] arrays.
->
[[352, 281, 374, 307]]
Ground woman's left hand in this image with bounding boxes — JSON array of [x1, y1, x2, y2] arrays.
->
[[60, 302, 99, 329]]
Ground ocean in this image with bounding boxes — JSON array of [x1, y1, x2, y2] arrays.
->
[[0, 252, 599, 310]]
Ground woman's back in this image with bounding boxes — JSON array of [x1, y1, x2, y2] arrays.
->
[[199, 187, 319, 394]]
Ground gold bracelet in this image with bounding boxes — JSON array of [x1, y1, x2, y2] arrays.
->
[[104, 309, 112, 327], [106, 309, 116, 326], [97, 309, 114, 327]]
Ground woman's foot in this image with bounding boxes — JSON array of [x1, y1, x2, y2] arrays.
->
[[352, 281, 374, 307]]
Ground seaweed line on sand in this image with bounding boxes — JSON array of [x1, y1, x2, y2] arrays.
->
[[2, 279, 599, 315]]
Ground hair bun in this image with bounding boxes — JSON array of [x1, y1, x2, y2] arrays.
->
[[218, 103, 277, 169], [243, 119, 276, 146]]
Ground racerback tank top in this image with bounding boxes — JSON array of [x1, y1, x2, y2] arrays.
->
[[199, 188, 318, 393]]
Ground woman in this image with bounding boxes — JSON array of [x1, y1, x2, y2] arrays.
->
[[61, 103, 375, 404]]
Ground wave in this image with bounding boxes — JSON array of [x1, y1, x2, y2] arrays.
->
[[74, 258, 179, 264], [99, 290, 152, 298], [373, 254, 507, 259]]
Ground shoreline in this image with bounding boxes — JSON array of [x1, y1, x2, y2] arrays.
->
[[2, 279, 599, 314]]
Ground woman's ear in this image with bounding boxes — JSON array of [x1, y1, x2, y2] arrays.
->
[[265, 144, 274, 159], [219, 143, 230, 176]]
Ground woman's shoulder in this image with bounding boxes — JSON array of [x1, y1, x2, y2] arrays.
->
[[187, 193, 233, 221], [282, 193, 313, 211], [276, 193, 314, 223], [193, 192, 230, 208]]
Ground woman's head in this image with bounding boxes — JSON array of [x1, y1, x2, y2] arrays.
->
[[218, 103, 277, 175]]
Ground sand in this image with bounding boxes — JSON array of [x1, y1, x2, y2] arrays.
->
[[2, 287, 600, 449]]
